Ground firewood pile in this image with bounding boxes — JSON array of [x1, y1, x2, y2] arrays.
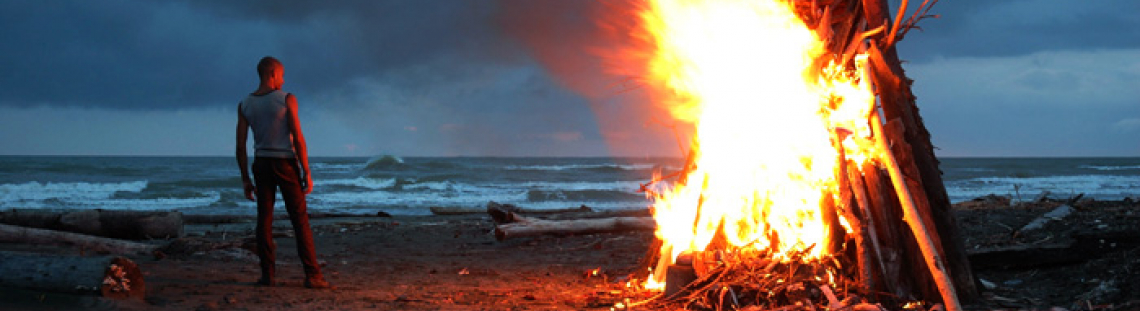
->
[[642, 250, 897, 311], [615, 0, 979, 310]]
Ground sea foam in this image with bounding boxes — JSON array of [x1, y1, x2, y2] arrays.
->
[[1079, 165, 1140, 171], [946, 174, 1140, 202], [0, 180, 148, 201]]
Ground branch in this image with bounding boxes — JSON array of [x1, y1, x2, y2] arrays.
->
[[887, 0, 941, 47]]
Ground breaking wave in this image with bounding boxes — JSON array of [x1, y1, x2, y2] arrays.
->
[[361, 155, 405, 171], [502, 163, 668, 173], [1079, 165, 1140, 171], [945, 175, 1140, 202]]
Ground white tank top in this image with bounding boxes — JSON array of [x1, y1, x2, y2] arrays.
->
[[240, 90, 296, 158]]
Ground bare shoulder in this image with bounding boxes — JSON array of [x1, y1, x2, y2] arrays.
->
[[285, 92, 298, 107]]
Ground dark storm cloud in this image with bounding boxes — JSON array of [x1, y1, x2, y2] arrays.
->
[[0, 0, 520, 110], [894, 0, 1140, 62], [4, 0, 1129, 110], [1, 0, 1135, 156], [0, 0, 627, 156], [1, 1, 253, 108]]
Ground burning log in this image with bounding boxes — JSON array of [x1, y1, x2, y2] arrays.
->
[[493, 213, 655, 241], [614, 0, 979, 309], [0, 209, 183, 240], [0, 251, 145, 299], [0, 223, 159, 255], [872, 113, 963, 311]]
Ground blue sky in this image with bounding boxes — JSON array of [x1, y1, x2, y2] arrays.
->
[[0, 0, 1137, 157]]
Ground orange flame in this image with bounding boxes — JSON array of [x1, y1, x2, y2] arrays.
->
[[621, 0, 880, 290]]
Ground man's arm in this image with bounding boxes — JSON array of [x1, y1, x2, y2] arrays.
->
[[285, 94, 313, 194], [236, 105, 256, 201]]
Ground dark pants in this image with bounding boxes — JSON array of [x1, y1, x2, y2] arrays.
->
[[252, 157, 321, 279]]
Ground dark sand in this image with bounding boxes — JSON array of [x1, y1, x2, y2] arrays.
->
[[2, 214, 654, 310], [1, 198, 1139, 310]]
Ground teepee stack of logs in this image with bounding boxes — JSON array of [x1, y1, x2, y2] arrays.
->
[[638, 0, 980, 309], [824, 0, 979, 305]]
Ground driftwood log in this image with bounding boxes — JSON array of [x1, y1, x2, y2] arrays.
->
[[968, 228, 1140, 269], [182, 211, 392, 224], [434, 201, 593, 216], [0, 251, 145, 299], [487, 201, 643, 224], [0, 223, 158, 255], [494, 213, 655, 241], [0, 209, 183, 240]]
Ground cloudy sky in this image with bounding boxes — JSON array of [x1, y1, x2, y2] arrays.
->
[[0, 0, 1136, 157]]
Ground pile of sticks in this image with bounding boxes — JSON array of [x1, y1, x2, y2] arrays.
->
[[650, 249, 887, 311]]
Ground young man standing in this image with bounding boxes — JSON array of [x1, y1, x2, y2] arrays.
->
[[236, 56, 330, 289]]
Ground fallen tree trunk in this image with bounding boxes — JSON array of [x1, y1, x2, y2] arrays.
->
[[1017, 204, 1074, 233], [967, 243, 1078, 269], [0, 209, 183, 240], [523, 209, 651, 221], [0, 251, 145, 299], [0, 223, 159, 255], [435, 201, 593, 216], [969, 228, 1140, 269], [494, 214, 655, 240]]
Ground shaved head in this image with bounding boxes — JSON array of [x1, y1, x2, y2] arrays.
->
[[257, 56, 282, 80]]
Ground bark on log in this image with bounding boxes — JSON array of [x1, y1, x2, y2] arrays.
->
[[873, 114, 962, 311], [861, 0, 980, 302], [494, 214, 655, 240], [0, 209, 183, 240], [0, 223, 158, 255], [0, 251, 145, 299]]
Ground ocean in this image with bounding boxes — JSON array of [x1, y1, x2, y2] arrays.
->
[[1, 156, 1138, 216]]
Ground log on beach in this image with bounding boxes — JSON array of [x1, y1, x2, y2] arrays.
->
[[182, 211, 391, 224], [182, 214, 256, 224], [0, 251, 145, 299], [433, 201, 593, 216], [967, 228, 1140, 269], [0, 223, 159, 255], [0, 209, 183, 240], [494, 214, 655, 240]]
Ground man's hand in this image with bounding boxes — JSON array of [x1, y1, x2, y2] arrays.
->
[[243, 180, 257, 201], [302, 174, 313, 195]]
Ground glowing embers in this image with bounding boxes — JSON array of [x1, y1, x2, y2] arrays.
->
[[658, 249, 850, 309]]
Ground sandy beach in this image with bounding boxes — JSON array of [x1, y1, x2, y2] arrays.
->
[[1, 213, 654, 310], [1, 198, 1139, 310]]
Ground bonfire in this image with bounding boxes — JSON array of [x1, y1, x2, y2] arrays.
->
[[607, 0, 978, 310]]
